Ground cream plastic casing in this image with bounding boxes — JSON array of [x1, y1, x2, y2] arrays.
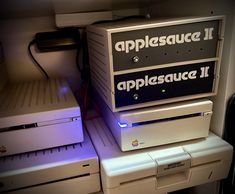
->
[[0, 79, 83, 156], [98, 96, 213, 151], [0, 131, 100, 194], [85, 118, 233, 194]]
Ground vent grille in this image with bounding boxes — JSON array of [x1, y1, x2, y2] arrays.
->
[[0, 79, 77, 117], [0, 143, 82, 167], [87, 29, 111, 105]]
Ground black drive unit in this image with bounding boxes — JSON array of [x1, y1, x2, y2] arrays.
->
[[87, 16, 225, 112]]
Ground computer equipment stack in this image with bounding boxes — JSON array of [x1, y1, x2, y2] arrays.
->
[[87, 15, 224, 151], [86, 16, 234, 194], [0, 79, 100, 194]]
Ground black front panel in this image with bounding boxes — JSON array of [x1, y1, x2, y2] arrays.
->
[[112, 20, 219, 71], [114, 62, 215, 108]]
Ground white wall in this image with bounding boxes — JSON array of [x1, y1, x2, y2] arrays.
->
[[0, 16, 81, 92], [0, 0, 53, 19]]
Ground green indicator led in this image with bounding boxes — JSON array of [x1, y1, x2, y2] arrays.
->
[[161, 89, 166, 93]]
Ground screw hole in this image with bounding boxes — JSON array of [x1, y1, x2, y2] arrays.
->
[[188, 49, 191, 52], [200, 48, 203, 51], [133, 94, 139, 100], [164, 53, 167, 56], [176, 51, 179, 54], [211, 11, 214, 15]]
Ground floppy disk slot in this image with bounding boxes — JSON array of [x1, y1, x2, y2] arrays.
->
[[132, 112, 202, 127], [0, 143, 81, 161], [0, 173, 91, 193], [0, 123, 38, 132], [0, 117, 79, 133], [119, 175, 155, 186]]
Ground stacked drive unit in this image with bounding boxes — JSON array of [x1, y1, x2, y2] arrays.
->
[[86, 118, 233, 194], [87, 15, 224, 112], [0, 79, 83, 156], [0, 79, 101, 193], [0, 131, 100, 194], [87, 15, 225, 151], [98, 97, 213, 151]]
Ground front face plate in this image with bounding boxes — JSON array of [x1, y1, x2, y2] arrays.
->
[[111, 20, 219, 71], [114, 61, 215, 108]]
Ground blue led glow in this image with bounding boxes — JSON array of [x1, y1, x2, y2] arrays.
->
[[59, 85, 69, 95], [118, 122, 128, 128]]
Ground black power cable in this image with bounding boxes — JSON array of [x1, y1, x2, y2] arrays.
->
[[28, 39, 49, 80]]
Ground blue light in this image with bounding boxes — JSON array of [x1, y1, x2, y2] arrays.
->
[[118, 122, 128, 128], [59, 85, 69, 94]]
